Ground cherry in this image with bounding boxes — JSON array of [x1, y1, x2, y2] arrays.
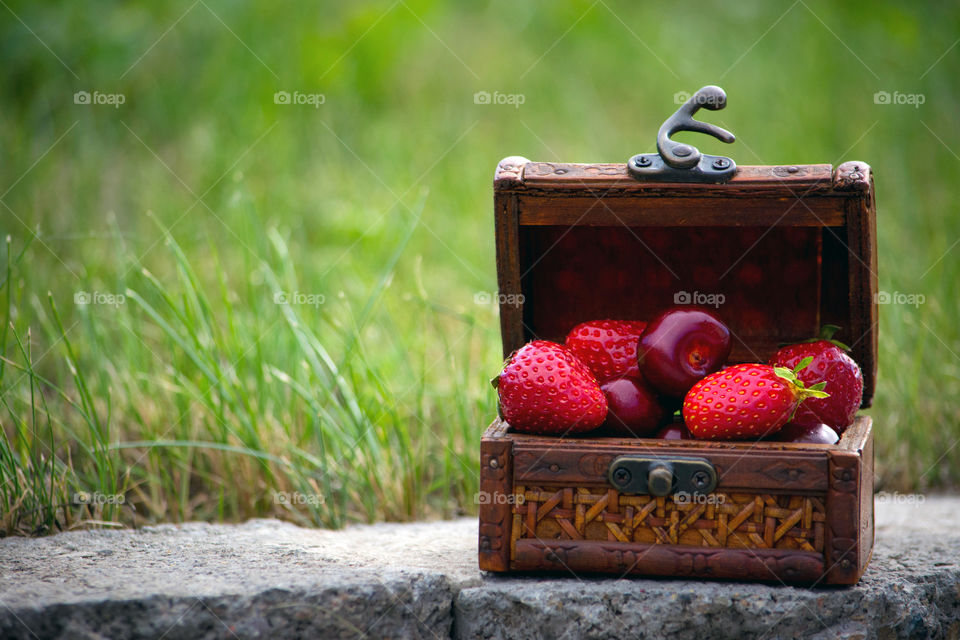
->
[[655, 422, 694, 440], [600, 377, 667, 437], [769, 422, 839, 445], [638, 307, 731, 397]]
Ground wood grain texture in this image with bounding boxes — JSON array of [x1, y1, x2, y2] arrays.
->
[[516, 195, 846, 227], [858, 420, 875, 575], [520, 162, 834, 196], [494, 191, 524, 357], [839, 162, 878, 407], [517, 226, 822, 354], [511, 440, 829, 492], [834, 415, 874, 581], [838, 415, 872, 452], [512, 539, 825, 583], [824, 447, 862, 584], [478, 420, 513, 572]]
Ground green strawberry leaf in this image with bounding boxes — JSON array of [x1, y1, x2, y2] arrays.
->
[[793, 356, 814, 375], [777, 361, 831, 405], [773, 366, 798, 384], [819, 324, 841, 340], [490, 375, 500, 389], [816, 324, 851, 349]]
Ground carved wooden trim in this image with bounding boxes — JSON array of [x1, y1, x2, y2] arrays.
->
[[512, 441, 829, 491], [478, 421, 513, 572], [824, 448, 862, 584], [833, 161, 872, 192], [493, 156, 529, 190], [517, 163, 836, 197], [513, 539, 825, 583], [480, 418, 873, 584]]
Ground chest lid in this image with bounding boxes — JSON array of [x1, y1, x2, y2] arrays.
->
[[492, 86, 878, 406]]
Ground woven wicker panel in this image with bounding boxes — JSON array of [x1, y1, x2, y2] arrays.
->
[[512, 486, 825, 552]]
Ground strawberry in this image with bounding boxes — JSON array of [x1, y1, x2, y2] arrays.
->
[[769, 326, 863, 432], [495, 340, 607, 435], [565, 320, 647, 382], [682, 359, 829, 440]]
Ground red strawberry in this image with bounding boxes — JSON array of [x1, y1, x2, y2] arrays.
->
[[565, 320, 647, 382], [495, 340, 607, 435], [769, 326, 863, 432], [682, 360, 829, 440]]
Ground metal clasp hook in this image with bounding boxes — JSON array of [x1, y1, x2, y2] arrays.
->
[[628, 85, 738, 183]]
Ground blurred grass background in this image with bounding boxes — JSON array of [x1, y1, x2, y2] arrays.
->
[[1, 0, 958, 534]]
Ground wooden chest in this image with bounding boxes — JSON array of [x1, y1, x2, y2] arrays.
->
[[478, 87, 877, 585]]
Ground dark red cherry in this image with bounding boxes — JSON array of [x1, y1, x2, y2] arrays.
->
[[600, 377, 667, 437], [637, 307, 731, 397], [770, 422, 839, 444], [655, 423, 694, 440]]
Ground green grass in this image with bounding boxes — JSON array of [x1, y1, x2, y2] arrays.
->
[[1, 1, 959, 534]]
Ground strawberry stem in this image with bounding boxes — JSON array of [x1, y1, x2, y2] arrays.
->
[[774, 362, 830, 421]]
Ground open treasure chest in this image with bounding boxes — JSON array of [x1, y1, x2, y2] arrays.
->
[[478, 86, 877, 585]]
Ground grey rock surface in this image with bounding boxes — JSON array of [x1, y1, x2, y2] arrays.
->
[[0, 497, 958, 639], [458, 496, 960, 640]]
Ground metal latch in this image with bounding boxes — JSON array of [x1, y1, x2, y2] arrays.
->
[[627, 85, 737, 183], [608, 455, 718, 497]]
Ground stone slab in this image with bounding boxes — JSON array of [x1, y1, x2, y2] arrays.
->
[[0, 497, 957, 639]]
